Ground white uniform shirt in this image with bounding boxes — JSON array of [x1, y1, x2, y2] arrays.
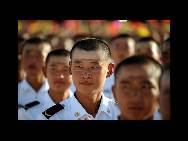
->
[[18, 108, 33, 120], [70, 83, 76, 94], [153, 107, 161, 120], [18, 79, 49, 106], [103, 74, 115, 100], [38, 94, 120, 120], [21, 90, 73, 120], [39, 90, 73, 109]]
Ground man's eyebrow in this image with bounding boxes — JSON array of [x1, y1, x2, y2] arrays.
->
[[73, 59, 100, 64], [90, 61, 100, 65]]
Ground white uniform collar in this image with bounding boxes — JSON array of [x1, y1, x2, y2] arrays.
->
[[153, 107, 161, 120], [97, 95, 113, 117], [69, 94, 112, 120], [43, 89, 74, 106], [21, 79, 49, 94]]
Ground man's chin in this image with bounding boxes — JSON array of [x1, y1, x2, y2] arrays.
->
[[27, 71, 40, 76], [124, 113, 145, 120]]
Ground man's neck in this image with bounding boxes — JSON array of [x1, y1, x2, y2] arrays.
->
[[48, 89, 70, 104], [75, 91, 102, 117], [26, 75, 45, 92]]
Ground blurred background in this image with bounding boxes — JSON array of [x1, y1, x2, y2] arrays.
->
[[18, 20, 170, 48]]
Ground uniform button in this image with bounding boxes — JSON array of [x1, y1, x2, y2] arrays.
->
[[74, 112, 80, 117], [107, 108, 110, 113]]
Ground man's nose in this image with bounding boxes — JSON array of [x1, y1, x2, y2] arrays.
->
[[131, 87, 142, 96], [81, 72, 92, 79]]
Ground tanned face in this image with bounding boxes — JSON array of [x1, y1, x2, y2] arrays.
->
[[113, 64, 160, 120]]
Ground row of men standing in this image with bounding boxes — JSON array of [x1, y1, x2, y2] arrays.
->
[[18, 34, 170, 120]]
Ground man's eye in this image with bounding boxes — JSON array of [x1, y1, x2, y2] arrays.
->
[[76, 66, 83, 68], [62, 69, 68, 72], [123, 85, 129, 89], [121, 84, 130, 89], [141, 84, 153, 90], [91, 66, 98, 69]]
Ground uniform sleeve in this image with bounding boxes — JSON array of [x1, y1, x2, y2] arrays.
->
[[18, 108, 33, 120]]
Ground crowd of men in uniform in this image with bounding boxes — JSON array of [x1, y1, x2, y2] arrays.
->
[[18, 33, 170, 120]]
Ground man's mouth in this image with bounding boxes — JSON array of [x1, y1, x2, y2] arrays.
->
[[80, 81, 93, 85], [54, 80, 65, 85], [128, 106, 144, 111], [28, 64, 37, 69]]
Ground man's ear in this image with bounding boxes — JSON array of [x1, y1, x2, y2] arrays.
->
[[69, 61, 72, 75], [106, 63, 115, 78], [42, 66, 47, 77]]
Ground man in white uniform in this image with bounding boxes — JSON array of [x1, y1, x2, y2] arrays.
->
[[135, 37, 161, 63], [112, 55, 162, 120], [104, 34, 136, 100], [38, 38, 120, 120], [19, 49, 74, 120], [18, 37, 52, 119]]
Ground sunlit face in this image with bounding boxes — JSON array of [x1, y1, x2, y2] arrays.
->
[[46, 56, 72, 92], [113, 64, 160, 120], [159, 71, 170, 120], [110, 38, 135, 65], [70, 49, 112, 96], [136, 42, 160, 62], [22, 43, 51, 77]]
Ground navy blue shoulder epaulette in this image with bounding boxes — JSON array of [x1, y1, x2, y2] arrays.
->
[[42, 103, 64, 119], [24, 101, 40, 110]]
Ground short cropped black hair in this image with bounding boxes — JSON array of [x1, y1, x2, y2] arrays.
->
[[45, 49, 70, 65], [72, 33, 92, 42], [110, 33, 134, 43], [136, 36, 161, 52], [114, 55, 163, 81], [70, 37, 111, 61], [23, 37, 48, 46], [137, 36, 157, 43], [22, 37, 51, 54]]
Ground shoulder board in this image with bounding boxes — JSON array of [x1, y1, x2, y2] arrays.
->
[[24, 101, 40, 110], [42, 103, 64, 119]]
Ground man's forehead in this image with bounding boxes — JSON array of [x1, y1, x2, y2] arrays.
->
[[49, 56, 70, 64], [49, 61, 69, 66], [72, 49, 103, 60], [117, 65, 156, 78], [118, 68, 147, 78], [24, 44, 43, 52], [117, 69, 157, 86]]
